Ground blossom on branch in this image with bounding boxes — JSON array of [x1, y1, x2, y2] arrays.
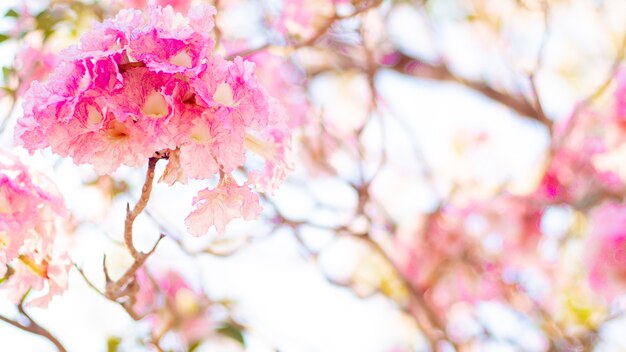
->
[[0, 152, 70, 307], [134, 269, 214, 348], [15, 4, 293, 236]]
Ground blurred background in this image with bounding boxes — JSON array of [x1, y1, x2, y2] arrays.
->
[[0, 0, 625, 351]]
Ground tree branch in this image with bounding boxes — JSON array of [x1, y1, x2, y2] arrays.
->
[[104, 157, 164, 308], [390, 52, 554, 129], [0, 310, 67, 352], [124, 157, 159, 259]]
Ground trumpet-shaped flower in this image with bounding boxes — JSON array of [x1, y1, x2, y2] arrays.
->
[[15, 4, 292, 236]]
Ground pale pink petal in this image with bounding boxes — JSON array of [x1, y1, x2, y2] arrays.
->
[[185, 177, 262, 236]]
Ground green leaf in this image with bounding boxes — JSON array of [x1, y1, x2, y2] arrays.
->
[[1, 87, 14, 96], [2, 66, 11, 78], [4, 9, 18, 18], [0, 34, 9, 43], [107, 337, 121, 352], [35, 8, 68, 41], [217, 322, 245, 345], [2, 66, 14, 87], [187, 341, 202, 352]]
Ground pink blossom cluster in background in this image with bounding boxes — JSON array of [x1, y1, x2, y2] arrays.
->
[[14, 5, 293, 236], [535, 71, 626, 302], [0, 152, 70, 308], [14, 45, 58, 97], [391, 69, 626, 309], [586, 202, 626, 301], [395, 195, 543, 312], [537, 72, 626, 205], [123, 0, 192, 13], [134, 269, 214, 348], [275, 0, 354, 39]]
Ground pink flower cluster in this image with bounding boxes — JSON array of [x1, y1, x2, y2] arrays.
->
[[586, 202, 626, 301], [134, 269, 213, 347], [14, 45, 58, 97], [275, 0, 355, 39], [246, 51, 309, 128], [0, 152, 70, 307], [395, 195, 544, 311], [536, 107, 623, 204], [123, 0, 191, 13], [15, 5, 292, 236]]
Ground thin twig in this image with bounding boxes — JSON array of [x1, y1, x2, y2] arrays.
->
[[0, 308, 67, 352], [226, 0, 384, 59], [390, 52, 553, 129]]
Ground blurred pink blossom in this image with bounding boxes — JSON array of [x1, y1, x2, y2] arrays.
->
[[586, 202, 626, 301], [0, 152, 70, 307]]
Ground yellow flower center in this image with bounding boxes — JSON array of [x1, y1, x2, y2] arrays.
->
[[175, 288, 200, 317], [18, 254, 47, 278], [87, 105, 103, 125], [169, 50, 193, 68], [106, 121, 130, 141], [245, 134, 276, 160], [190, 120, 212, 144], [142, 91, 169, 119], [213, 83, 237, 107]]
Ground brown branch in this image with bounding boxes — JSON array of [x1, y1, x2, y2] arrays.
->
[[124, 157, 159, 259], [105, 233, 164, 300], [226, 0, 384, 60], [264, 187, 452, 350], [104, 157, 164, 307], [0, 309, 67, 352], [390, 52, 553, 129], [359, 235, 457, 350], [295, 0, 383, 48], [529, 73, 551, 133]]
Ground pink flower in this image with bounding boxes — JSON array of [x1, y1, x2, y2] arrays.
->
[[74, 10, 141, 57], [246, 52, 309, 128], [15, 4, 292, 236], [5, 253, 72, 308], [178, 111, 245, 179], [535, 107, 622, 203], [122, 0, 193, 13], [134, 269, 214, 346], [191, 57, 269, 129], [185, 175, 262, 235], [134, 268, 157, 317], [129, 5, 216, 74], [0, 152, 70, 307], [159, 147, 188, 185], [586, 202, 626, 301], [275, 0, 334, 39], [245, 97, 294, 192], [393, 195, 545, 311], [14, 45, 58, 96]]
